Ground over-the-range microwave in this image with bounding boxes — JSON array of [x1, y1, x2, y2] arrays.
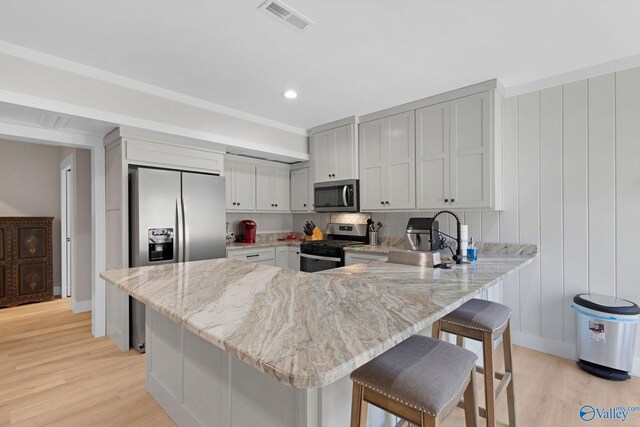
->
[[313, 179, 359, 212]]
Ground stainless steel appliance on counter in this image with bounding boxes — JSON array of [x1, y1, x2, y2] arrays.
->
[[404, 217, 441, 251], [313, 179, 359, 212], [300, 223, 368, 272], [129, 167, 226, 352]]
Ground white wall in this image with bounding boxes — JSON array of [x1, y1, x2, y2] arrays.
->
[[0, 139, 62, 293], [368, 66, 640, 372]]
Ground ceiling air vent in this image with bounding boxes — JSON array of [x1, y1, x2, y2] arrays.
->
[[258, 0, 314, 32]]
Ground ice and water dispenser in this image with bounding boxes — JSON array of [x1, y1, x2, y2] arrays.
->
[[148, 228, 174, 262]]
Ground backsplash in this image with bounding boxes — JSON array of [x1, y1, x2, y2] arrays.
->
[[226, 213, 293, 234]]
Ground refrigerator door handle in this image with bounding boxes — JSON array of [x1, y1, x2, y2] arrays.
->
[[183, 198, 190, 262], [176, 198, 184, 262]]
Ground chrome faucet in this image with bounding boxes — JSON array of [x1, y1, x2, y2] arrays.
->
[[432, 210, 463, 264]]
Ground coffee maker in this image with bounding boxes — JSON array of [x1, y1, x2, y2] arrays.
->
[[404, 217, 440, 251], [238, 220, 257, 243]]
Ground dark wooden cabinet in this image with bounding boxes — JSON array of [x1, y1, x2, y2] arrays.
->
[[0, 217, 54, 308]]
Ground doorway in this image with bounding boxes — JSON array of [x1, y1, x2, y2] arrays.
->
[[60, 154, 73, 299]]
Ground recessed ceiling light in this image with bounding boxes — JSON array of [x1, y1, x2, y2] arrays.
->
[[283, 90, 298, 99]]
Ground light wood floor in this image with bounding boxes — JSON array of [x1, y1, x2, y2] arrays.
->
[[1, 299, 639, 427]]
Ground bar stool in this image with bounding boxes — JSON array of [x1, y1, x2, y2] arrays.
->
[[432, 299, 516, 427], [350, 335, 479, 427]]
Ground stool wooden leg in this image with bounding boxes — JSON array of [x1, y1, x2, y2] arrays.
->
[[423, 412, 438, 427], [431, 321, 442, 339], [503, 320, 517, 427], [464, 366, 479, 427], [456, 335, 464, 347], [482, 331, 496, 427], [350, 384, 368, 427]]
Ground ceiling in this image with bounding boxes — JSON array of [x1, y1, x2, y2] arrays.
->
[[0, 0, 639, 130]]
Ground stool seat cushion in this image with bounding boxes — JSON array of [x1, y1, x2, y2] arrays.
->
[[350, 335, 477, 416], [441, 299, 512, 333]]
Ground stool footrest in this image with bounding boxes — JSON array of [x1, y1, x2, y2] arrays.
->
[[457, 371, 512, 419]]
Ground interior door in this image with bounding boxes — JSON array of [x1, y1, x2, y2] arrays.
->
[[416, 102, 450, 209], [182, 172, 227, 261]]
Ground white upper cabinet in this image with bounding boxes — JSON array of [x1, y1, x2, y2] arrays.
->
[[310, 121, 357, 183], [290, 166, 309, 212], [359, 111, 416, 211], [256, 165, 290, 212], [225, 160, 256, 211], [416, 90, 500, 210]]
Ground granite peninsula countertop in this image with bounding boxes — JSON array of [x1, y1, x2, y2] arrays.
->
[[100, 245, 536, 389]]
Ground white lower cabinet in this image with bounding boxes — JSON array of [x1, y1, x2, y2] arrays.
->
[[227, 247, 276, 266], [287, 247, 301, 271], [345, 252, 388, 266]]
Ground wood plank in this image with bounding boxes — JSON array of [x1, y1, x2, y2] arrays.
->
[[539, 86, 564, 342], [500, 96, 521, 332], [587, 74, 616, 297], [562, 80, 589, 344], [517, 92, 541, 337], [615, 67, 640, 362]]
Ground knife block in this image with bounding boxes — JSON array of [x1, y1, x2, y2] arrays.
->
[[305, 227, 324, 241]]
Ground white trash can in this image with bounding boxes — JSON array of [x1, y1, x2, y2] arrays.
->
[[572, 294, 640, 380]]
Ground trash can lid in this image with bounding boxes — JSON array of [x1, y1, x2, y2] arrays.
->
[[573, 294, 640, 315]]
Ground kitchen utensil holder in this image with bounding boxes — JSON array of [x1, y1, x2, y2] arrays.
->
[[369, 231, 378, 246]]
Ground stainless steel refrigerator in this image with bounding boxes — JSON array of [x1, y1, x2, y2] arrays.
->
[[129, 167, 226, 352]]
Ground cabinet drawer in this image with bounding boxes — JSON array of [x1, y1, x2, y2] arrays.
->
[[227, 248, 276, 262], [345, 252, 388, 266]]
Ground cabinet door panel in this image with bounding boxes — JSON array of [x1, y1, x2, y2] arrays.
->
[[225, 161, 235, 210], [359, 120, 385, 210], [312, 131, 332, 182], [450, 92, 491, 208], [386, 112, 416, 210], [334, 125, 354, 180], [235, 163, 256, 211], [416, 103, 450, 208], [290, 168, 308, 211], [18, 262, 48, 296], [272, 168, 290, 211], [255, 166, 273, 211], [0, 265, 5, 299], [287, 248, 300, 271], [18, 227, 47, 259]]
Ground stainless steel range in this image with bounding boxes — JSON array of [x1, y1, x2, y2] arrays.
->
[[299, 223, 368, 272]]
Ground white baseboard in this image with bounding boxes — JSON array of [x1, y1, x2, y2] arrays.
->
[[512, 331, 577, 360], [53, 286, 61, 296], [512, 331, 639, 378], [71, 299, 92, 313]]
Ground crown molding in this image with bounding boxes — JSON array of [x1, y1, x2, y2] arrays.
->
[[504, 52, 640, 97], [0, 40, 308, 136]]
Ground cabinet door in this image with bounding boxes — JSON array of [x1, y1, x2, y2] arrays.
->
[[359, 119, 386, 211], [275, 246, 289, 269], [450, 92, 491, 208], [272, 168, 290, 211], [385, 111, 416, 210], [225, 161, 235, 210], [255, 165, 273, 211], [312, 130, 333, 182], [0, 226, 7, 303], [287, 248, 300, 271], [416, 102, 450, 209], [290, 168, 308, 212], [333, 124, 355, 181], [234, 162, 256, 211]]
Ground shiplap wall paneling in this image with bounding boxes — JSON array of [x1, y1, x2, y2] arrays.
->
[[481, 211, 500, 243], [616, 67, 640, 354], [517, 92, 541, 337], [587, 74, 616, 297], [465, 210, 482, 244], [539, 86, 564, 342], [562, 80, 589, 344], [500, 96, 521, 332]]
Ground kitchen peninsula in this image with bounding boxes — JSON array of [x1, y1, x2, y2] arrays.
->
[[100, 245, 536, 427]]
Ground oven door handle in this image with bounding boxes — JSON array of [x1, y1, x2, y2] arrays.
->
[[342, 185, 349, 207], [300, 253, 342, 263]]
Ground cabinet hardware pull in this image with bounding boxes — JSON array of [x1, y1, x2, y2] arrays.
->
[[451, 199, 455, 203], [381, 201, 384, 205], [233, 202, 237, 205], [303, 204, 306, 207], [246, 254, 259, 258], [385, 201, 389, 204], [237, 202, 240, 206], [444, 199, 449, 202]]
